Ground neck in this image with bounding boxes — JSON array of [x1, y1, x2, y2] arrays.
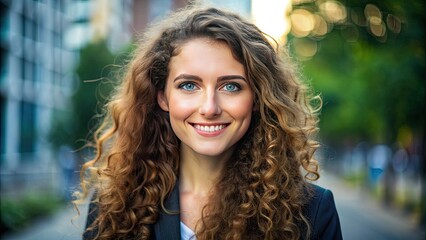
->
[[179, 144, 232, 195]]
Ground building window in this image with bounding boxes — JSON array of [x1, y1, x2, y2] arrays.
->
[[0, 2, 6, 85], [23, 59, 32, 81], [0, 95, 5, 155], [0, 48, 6, 84], [20, 57, 25, 80], [53, 31, 61, 48], [19, 101, 36, 154]]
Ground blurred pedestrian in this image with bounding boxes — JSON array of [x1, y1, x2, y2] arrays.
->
[[367, 144, 392, 188], [76, 5, 342, 240]]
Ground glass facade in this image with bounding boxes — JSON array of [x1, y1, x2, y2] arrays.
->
[[0, 0, 75, 193]]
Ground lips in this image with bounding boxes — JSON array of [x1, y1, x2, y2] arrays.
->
[[192, 124, 229, 133]]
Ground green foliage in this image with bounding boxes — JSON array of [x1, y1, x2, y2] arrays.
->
[[72, 40, 116, 148], [0, 192, 63, 233], [290, 0, 426, 224], [291, 0, 425, 145], [49, 40, 133, 150]]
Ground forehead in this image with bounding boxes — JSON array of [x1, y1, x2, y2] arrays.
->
[[167, 38, 245, 76], [173, 38, 229, 57]]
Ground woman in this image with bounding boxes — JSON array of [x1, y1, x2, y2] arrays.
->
[[78, 5, 342, 240]]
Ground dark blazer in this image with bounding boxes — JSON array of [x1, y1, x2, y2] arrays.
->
[[83, 183, 342, 240]]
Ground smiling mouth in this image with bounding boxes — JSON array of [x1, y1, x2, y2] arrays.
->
[[192, 124, 229, 133]]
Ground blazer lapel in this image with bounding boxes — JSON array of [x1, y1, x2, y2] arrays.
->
[[154, 182, 181, 240]]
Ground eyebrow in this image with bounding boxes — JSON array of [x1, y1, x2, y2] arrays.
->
[[218, 75, 247, 82], [173, 74, 201, 82], [173, 74, 247, 82]]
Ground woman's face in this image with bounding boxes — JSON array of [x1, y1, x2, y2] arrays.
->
[[157, 38, 254, 158]]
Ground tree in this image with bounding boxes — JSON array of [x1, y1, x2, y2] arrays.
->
[[288, 0, 425, 225], [50, 40, 132, 151], [289, 0, 425, 145]]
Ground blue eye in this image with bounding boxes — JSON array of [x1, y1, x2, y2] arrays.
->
[[179, 82, 197, 91], [222, 83, 241, 92]]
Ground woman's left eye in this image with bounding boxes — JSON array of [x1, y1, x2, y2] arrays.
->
[[222, 83, 241, 92]]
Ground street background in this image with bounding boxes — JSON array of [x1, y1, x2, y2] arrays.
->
[[1, 0, 425, 239], [2, 172, 425, 240]]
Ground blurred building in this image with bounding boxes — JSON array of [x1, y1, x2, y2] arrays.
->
[[65, 0, 134, 52], [0, 0, 77, 195]]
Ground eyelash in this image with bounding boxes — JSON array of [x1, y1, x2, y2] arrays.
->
[[177, 81, 242, 92], [178, 82, 198, 91], [221, 82, 241, 92]]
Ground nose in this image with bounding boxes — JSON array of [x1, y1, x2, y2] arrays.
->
[[198, 90, 222, 117]]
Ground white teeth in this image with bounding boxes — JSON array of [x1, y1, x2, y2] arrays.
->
[[194, 124, 226, 132]]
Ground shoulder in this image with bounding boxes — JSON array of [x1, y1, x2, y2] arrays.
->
[[304, 184, 336, 216], [303, 183, 343, 240]]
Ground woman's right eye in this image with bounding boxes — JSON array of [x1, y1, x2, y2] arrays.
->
[[178, 82, 198, 91]]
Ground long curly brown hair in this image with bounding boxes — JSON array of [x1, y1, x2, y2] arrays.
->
[[76, 5, 320, 240]]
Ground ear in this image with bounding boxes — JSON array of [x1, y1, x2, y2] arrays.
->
[[157, 90, 169, 111]]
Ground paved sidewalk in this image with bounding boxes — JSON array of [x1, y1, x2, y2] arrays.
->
[[317, 173, 425, 240], [2, 173, 425, 240]]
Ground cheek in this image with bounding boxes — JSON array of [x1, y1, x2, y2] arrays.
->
[[226, 95, 254, 118], [167, 95, 195, 120]]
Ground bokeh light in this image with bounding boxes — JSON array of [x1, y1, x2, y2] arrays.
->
[[291, 37, 318, 59], [311, 14, 329, 37], [319, 0, 347, 23], [290, 9, 315, 37], [386, 14, 402, 34]]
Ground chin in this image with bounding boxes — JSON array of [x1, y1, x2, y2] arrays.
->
[[191, 145, 233, 158]]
